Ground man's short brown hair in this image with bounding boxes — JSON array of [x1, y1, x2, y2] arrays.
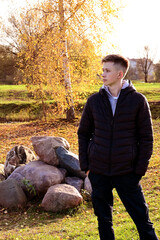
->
[[102, 54, 129, 76]]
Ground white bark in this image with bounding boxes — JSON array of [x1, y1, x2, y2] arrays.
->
[[59, 0, 75, 120]]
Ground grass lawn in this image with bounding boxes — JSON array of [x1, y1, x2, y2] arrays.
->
[[0, 85, 26, 91], [133, 82, 160, 101], [0, 82, 159, 239], [0, 81, 160, 122], [0, 118, 159, 240], [0, 81, 160, 102]]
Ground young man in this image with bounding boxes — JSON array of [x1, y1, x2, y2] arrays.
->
[[77, 54, 158, 240]]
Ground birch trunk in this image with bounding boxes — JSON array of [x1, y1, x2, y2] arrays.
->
[[59, 0, 75, 120]]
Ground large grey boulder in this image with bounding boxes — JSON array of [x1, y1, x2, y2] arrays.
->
[[56, 147, 86, 179], [65, 177, 83, 192], [0, 178, 27, 209], [31, 136, 70, 166], [41, 184, 83, 212], [8, 160, 64, 197], [4, 145, 36, 177]]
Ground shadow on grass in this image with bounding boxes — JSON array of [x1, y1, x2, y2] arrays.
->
[[0, 192, 93, 232]]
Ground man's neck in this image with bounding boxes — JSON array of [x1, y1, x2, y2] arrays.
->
[[108, 81, 123, 97]]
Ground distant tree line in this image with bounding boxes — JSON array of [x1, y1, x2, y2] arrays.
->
[[0, 45, 18, 84]]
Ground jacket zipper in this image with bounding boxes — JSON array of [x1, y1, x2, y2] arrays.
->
[[102, 91, 114, 175], [108, 117, 114, 175], [102, 89, 122, 175], [107, 95, 121, 175]]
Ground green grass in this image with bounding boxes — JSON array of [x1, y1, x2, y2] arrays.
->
[[1, 81, 160, 102], [0, 81, 160, 122], [0, 177, 159, 240], [0, 85, 26, 91], [132, 81, 160, 101]]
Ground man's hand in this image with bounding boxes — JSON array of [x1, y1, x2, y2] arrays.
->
[[86, 170, 90, 176]]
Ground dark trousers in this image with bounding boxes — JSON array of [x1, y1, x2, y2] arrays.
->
[[88, 172, 159, 240]]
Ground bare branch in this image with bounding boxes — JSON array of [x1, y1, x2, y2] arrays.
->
[[64, 0, 86, 23], [26, 7, 58, 15], [139, 45, 154, 82]]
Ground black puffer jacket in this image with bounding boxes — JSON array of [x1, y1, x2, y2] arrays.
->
[[77, 82, 153, 176]]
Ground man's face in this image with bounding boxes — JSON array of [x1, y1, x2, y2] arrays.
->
[[102, 62, 122, 87]]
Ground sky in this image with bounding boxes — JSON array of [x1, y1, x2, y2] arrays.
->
[[0, 0, 160, 63], [104, 0, 160, 63]]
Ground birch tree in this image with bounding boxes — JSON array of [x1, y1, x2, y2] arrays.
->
[[58, 0, 75, 119], [1, 0, 121, 120]]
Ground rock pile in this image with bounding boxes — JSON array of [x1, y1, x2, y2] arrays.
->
[[0, 136, 92, 212]]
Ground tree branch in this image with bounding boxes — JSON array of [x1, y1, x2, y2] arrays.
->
[[64, 0, 86, 23]]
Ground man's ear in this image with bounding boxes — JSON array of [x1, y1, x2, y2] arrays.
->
[[118, 70, 124, 79]]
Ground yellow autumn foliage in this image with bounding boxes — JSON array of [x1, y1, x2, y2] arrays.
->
[[7, 0, 122, 118]]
